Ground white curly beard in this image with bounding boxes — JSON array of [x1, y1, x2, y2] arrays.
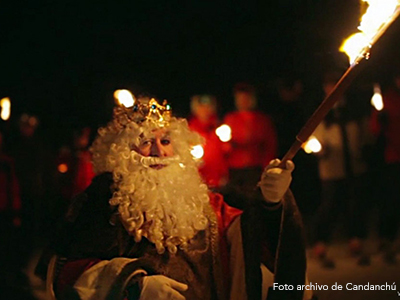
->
[[111, 153, 210, 254]]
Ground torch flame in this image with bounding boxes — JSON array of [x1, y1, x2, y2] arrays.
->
[[114, 89, 135, 108], [302, 136, 322, 154], [0, 97, 11, 121], [191, 145, 204, 160], [340, 0, 400, 64], [340, 33, 370, 64], [215, 124, 232, 142], [371, 83, 384, 111]]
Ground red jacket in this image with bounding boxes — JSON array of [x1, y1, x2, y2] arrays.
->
[[223, 110, 277, 169], [189, 115, 229, 187], [57, 149, 95, 200], [0, 154, 21, 212], [73, 150, 95, 196]]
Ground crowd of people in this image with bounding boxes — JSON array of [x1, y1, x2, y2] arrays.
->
[[187, 75, 400, 271], [0, 71, 399, 299]]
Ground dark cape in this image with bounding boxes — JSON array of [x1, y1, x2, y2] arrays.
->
[[222, 184, 306, 300]]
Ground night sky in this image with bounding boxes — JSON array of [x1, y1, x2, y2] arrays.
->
[[1, 0, 400, 140]]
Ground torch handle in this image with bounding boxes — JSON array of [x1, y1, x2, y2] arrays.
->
[[278, 140, 303, 168]]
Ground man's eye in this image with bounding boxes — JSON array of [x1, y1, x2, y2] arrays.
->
[[161, 139, 170, 145], [141, 140, 152, 147]]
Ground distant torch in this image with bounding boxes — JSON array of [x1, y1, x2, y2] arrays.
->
[[302, 136, 322, 154], [191, 145, 204, 160], [371, 83, 384, 111], [215, 124, 232, 142], [114, 89, 135, 108], [0, 97, 11, 121]]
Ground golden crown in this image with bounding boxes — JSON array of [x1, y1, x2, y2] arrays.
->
[[113, 92, 172, 129]]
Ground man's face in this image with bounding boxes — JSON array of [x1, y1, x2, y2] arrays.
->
[[234, 91, 255, 111], [135, 128, 174, 169], [394, 76, 400, 89], [117, 126, 208, 253], [323, 82, 336, 96], [194, 104, 215, 121]]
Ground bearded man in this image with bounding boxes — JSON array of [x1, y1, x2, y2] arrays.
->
[[38, 98, 309, 300]]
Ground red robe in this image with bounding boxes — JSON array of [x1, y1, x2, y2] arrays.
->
[[223, 110, 277, 169], [55, 191, 242, 299], [41, 174, 306, 300]]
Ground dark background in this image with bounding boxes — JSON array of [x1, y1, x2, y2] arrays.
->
[[1, 0, 400, 145]]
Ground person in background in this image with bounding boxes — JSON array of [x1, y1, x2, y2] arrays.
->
[[369, 72, 400, 264], [71, 127, 95, 196], [311, 72, 372, 268], [0, 126, 21, 233], [0, 125, 34, 299], [57, 127, 95, 201], [223, 83, 277, 201], [272, 77, 306, 157], [271, 77, 321, 221], [188, 94, 228, 188], [11, 114, 53, 239]]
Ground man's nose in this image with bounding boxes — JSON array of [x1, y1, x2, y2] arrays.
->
[[150, 141, 166, 157]]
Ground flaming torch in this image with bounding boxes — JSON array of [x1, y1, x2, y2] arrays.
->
[[279, 0, 400, 167], [0, 97, 11, 121]]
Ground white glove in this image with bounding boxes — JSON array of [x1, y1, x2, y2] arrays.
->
[[258, 159, 295, 203], [140, 275, 188, 300]]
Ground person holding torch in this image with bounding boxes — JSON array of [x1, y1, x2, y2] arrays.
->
[[36, 95, 310, 300], [223, 83, 278, 200], [188, 94, 229, 188]]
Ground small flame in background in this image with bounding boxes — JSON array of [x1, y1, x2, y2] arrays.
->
[[340, 0, 400, 64], [215, 124, 232, 142], [0, 97, 11, 121], [191, 145, 204, 160], [114, 89, 135, 108], [371, 83, 384, 111], [302, 136, 322, 154], [58, 163, 68, 173]]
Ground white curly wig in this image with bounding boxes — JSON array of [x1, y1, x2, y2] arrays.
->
[[90, 105, 210, 254]]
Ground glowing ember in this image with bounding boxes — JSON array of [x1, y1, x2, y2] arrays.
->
[[191, 145, 204, 159], [114, 89, 135, 108], [302, 136, 322, 154], [371, 83, 384, 111], [0, 97, 11, 121], [215, 124, 232, 142], [340, 0, 400, 64], [58, 163, 68, 173]]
